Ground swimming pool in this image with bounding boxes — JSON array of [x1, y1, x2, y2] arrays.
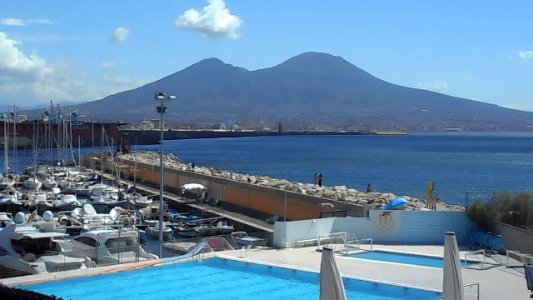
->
[[20, 258, 441, 299], [348, 250, 449, 268]]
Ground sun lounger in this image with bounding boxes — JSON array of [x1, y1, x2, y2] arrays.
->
[[525, 264, 533, 298], [206, 237, 232, 251]]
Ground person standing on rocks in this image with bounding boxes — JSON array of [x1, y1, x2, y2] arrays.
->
[[366, 184, 374, 193], [317, 173, 323, 187]]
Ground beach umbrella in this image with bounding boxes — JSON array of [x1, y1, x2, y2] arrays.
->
[[319, 246, 347, 300], [443, 231, 464, 300], [181, 183, 206, 190]]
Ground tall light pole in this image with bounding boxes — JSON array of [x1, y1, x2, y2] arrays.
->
[[155, 92, 175, 258]]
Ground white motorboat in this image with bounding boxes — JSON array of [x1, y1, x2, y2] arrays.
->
[[30, 210, 66, 234], [53, 194, 82, 211], [0, 212, 13, 228], [23, 177, 42, 190], [26, 191, 54, 214], [42, 177, 58, 189], [140, 201, 169, 220], [56, 228, 158, 265], [130, 193, 152, 208], [173, 224, 197, 238], [71, 204, 117, 231], [0, 224, 86, 277], [0, 176, 14, 191], [0, 191, 24, 214], [145, 220, 173, 241]]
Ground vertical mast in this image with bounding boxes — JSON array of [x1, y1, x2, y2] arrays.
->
[[3, 119, 8, 174], [12, 106, 17, 171], [100, 124, 104, 186]]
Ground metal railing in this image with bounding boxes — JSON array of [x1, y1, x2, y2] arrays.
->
[[315, 232, 373, 254], [343, 232, 373, 253], [506, 250, 533, 267], [464, 249, 488, 269], [464, 282, 480, 300]]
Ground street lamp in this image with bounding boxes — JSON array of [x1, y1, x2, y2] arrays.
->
[[155, 92, 175, 258]]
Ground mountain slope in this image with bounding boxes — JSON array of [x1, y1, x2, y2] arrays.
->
[[73, 52, 533, 130]]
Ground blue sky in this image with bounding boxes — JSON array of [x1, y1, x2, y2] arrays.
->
[[1, 0, 532, 112]]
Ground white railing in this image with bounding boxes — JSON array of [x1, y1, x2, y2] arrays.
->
[[464, 282, 480, 300], [317, 232, 347, 252], [314, 232, 373, 254], [506, 249, 533, 266], [464, 249, 488, 269], [344, 232, 373, 253]]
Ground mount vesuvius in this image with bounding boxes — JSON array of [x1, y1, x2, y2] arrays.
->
[[69, 52, 533, 131]]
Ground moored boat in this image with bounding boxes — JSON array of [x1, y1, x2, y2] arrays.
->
[[231, 231, 266, 248]]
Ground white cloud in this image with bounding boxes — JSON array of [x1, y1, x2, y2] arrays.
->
[[417, 80, 450, 93], [0, 18, 54, 26], [175, 0, 242, 39], [104, 75, 147, 89], [518, 50, 533, 60], [0, 32, 53, 82], [101, 61, 116, 70], [0, 32, 101, 106], [0, 32, 150, 109], [112, 27, 130, 43]]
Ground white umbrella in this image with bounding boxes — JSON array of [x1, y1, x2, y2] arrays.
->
[[443, 231, 464, 300], [181, 183, 206, 190], [320, 246, 347, 300]]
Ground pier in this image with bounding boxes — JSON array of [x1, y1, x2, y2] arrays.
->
[[107, 171, 274, 234]]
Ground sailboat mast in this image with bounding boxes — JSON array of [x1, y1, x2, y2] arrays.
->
[[100, 124, 104, 183], [3, 119, 8, 174], [12, 106, 17, 171]]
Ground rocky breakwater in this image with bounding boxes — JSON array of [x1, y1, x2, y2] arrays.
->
[[119, 152, 462, 211]]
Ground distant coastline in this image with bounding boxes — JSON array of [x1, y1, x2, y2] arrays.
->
[[123, 129, 407, 145]]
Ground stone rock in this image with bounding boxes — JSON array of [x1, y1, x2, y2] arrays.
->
[[118, 151, 452, 212]]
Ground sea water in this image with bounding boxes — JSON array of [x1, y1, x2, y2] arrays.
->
[[134, 132, 533, 205], [3, 132, 533, 205]]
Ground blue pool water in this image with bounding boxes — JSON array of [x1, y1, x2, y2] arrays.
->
[[349, 250, 446, 268], [20, 258, 441, 299]]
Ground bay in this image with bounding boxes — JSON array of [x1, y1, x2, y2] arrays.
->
[[135, 132, 533, 205], [3, 132, 533, 206]]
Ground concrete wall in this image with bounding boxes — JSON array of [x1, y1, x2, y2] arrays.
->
[[494, 223, 533, 254], [94, 156, 367, 220], [273, 210, 475, 248]]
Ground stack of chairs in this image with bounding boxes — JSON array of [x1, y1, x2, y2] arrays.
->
[[525, 264, 533, 298]]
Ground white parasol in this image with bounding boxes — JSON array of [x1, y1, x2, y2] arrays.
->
[[320, 246, 347, 300], [443, 231, 464, 300]]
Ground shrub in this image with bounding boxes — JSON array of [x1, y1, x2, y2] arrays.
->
[[467, 192, 533, 230], [466, 200, 495, 231]]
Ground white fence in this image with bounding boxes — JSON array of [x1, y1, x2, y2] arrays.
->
[[273, 210, 475, 248]]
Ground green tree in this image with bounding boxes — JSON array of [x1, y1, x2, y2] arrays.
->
[[467, 192, 533, 230]]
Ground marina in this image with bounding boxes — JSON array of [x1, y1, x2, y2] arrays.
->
[[3, 1, 533, 298], [1, 115, 533, 299]]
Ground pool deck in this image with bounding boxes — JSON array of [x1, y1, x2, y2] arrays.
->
[[220, 245, 529, 300], [1, 245, 529, 299]]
